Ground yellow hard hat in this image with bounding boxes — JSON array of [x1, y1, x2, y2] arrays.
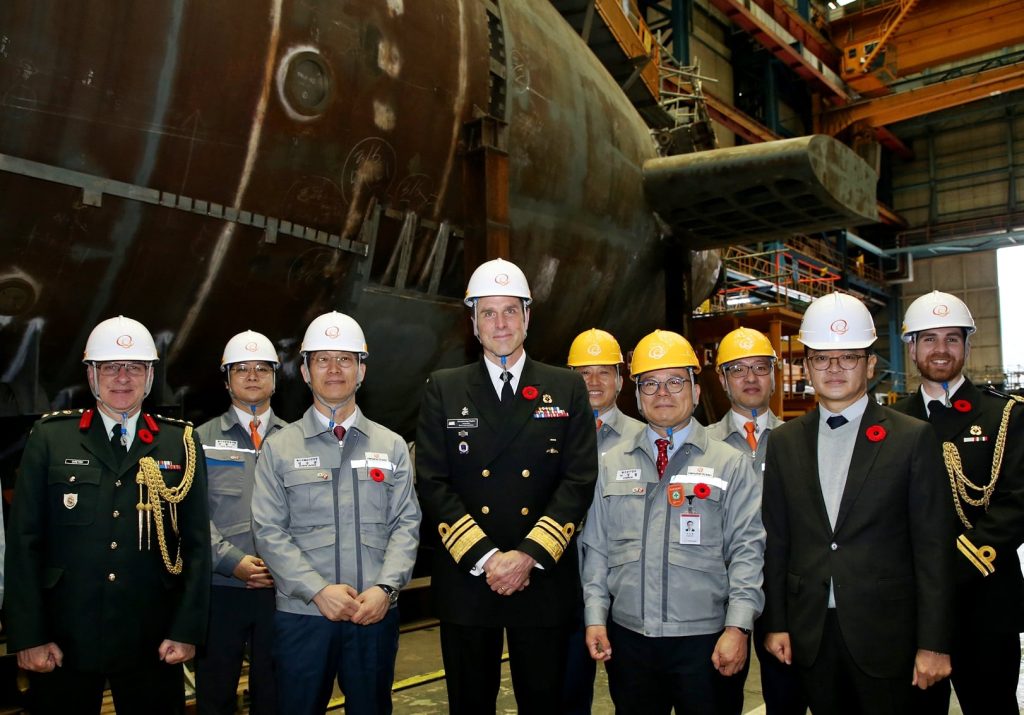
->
[[629, 330, 701, 377], [715, 327, 776, 368], [567, 328, 623, 367]]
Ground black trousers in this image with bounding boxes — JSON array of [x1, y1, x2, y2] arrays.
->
[[605, 620, 720, 715], [559, 605, 597, 715], [439, 621, 571, 715], [28, 659, 185, 715], [915, 628, 1021, 715], [798, 610, 914, 715], [195, 585, 277, 715]]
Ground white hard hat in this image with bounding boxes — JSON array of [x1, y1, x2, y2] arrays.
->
[[464, 258, 532, 307], [798, 292, 877, 350], [221, 330, 279, 370], [901, 290, 976, 343], [300, 311, 368, 357], [82, 316, 159, 363]]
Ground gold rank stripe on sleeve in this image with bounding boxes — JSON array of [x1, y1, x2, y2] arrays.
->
[[956, 533, 996, 577], [525, 516, 576, 563], [438, 514, 487, 564]]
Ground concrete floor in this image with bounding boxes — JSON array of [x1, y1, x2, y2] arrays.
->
[[381, 624, 976, 714]]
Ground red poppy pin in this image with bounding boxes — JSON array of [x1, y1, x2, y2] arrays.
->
[[953, 399, 972, 413], [521, 386, 539, 400], [79, 408, 95, 431], [370, 468, 385, 483], [138, 428, 154, 444], [693, 482, 711, 499], [143, 413, 160, 433], [865, 425, 886, 442]]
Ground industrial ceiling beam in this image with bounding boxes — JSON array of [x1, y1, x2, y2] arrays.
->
[[830, 0, 1024, 95], [708, 0, 851, 102], [818, 61, 1024, 135]]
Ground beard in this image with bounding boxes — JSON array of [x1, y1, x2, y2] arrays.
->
[[918, 353, 965, 383]]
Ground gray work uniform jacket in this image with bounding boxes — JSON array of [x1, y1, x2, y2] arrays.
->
[[252, 406, 421, 616], [582, 421, 765, 637], [196, 408, 287, 588], [705, 410, 784, 476], [596, 406, 645, 456]]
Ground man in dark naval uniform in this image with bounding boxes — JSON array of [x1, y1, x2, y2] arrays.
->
[[893, 290, 1024, 715], [416, 258, 598, 714], [5, 316, 210, 715]]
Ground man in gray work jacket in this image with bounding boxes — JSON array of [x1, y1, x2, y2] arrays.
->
[[195, 330, 287, 715], [705, 327, 798, 715], [252, 312, 420, 715], [582, 330, 765, 715]]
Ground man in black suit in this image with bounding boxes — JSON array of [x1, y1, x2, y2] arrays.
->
[[416, 258, 598, 714], [762, 292, 955, 715], [6, 316, 210, 715], [893, 290, 1024, 715]]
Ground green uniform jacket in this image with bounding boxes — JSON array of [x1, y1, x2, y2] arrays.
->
[[5, 409, 211, 673]]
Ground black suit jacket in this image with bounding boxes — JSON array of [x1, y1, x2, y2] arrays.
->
[[893, 379, 1024, 633], [415, 356, 597, 627], [6, 409, 211, 672], [762, 400, 955, 678]]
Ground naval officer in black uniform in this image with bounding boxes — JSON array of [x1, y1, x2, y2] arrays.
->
[[5, 316, 210, 715], [416, 258, 598, 714], [893, 290, 1024, 715]]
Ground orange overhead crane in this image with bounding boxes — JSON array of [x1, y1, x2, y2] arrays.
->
[[830, 0, 1024, 96]]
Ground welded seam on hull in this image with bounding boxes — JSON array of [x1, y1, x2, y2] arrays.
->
[[167, 0, 283, 364], [432, 0, 468, 221]]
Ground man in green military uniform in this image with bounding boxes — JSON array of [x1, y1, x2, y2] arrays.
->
[[5, 315, 210, 715], [893, 291, 1024, 715]]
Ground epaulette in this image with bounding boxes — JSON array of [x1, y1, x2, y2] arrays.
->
[[981, 384, 1024, 403], [40, 408, 86, 421], [152, 413, 194, 427]]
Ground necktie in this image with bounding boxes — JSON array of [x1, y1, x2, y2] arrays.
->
[[928, 400, 946, 417], [333, 425, 346, 443], [596, 418, 604, 432], [110, 423, 124, 450], [655, 438, 670, 479], [744, 421, 758, 451], [826, 415, 848, 430], [500, 371, 514, 405], [250, 418, 262, 450]]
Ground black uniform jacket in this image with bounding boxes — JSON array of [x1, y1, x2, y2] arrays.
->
[[5, 409, 211, 672], [893, 379, 1024, 633], [415, 356, 598, 627], [762, 401, 955, 679]]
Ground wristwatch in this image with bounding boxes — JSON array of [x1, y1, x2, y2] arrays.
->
[[377, 584, 399, 605]]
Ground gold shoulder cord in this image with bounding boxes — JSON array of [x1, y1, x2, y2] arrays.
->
[[943, 395, 1024, 529], [135, 425, 197, 575]]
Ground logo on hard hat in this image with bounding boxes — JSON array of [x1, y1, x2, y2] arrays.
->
[[737, 336, 754, 350], [245, 341, 259, 352], [933, 305, 950, 317], [649, 345, 666, 359], [325, 326, 340, 339], [587, 343, 602, 356], [829, 320, 848, 335], [116, 335, 134, 348], [494, 273, 510, 286]]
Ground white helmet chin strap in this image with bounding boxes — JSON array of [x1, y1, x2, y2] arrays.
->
[[303, 354, 361, 430], [90, 363, 152, 422]]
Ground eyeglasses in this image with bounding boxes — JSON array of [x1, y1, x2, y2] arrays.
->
[[96, 362, 148, 377], [722, 362, 773, 378], [637, 376, 690, 396], [229, 363, 274, 376], [806, 354, 867, 371], [311, 354, 357, 369]]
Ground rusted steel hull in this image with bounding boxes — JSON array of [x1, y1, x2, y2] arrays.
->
[[0, 0, 673, 433]]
